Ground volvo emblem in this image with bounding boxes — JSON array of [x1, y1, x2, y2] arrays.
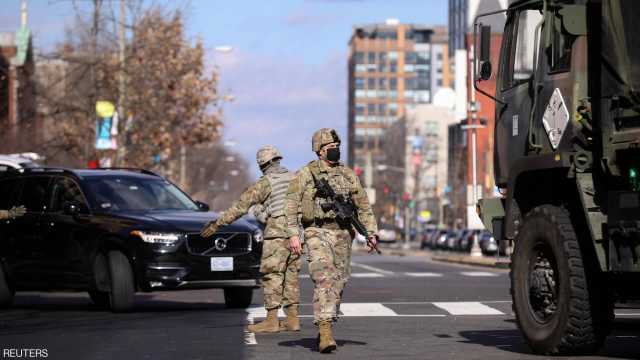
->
[[214, 238, 227, 251]]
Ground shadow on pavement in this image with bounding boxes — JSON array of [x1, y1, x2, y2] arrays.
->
[[8, 293, 230, 312], [1, 293, 251, 360], [278, 338, 367, 352], [458, 318, 640, 359]]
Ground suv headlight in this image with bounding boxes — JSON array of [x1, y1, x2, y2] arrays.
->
[[253, 229, 264, 243], [131, 230, 183, 245]]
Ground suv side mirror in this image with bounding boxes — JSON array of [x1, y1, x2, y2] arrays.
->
[[478, 25, 492, 81], [196, 201, 210, 211], [63, 202, 81, 216]]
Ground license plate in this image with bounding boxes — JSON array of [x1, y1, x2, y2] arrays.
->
[[211, 257, 233, 271]]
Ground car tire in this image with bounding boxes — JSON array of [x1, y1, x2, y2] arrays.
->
[[511, 205, 609, 355], [108, 251, 135, 312], [0, 264, 14, 308], [88, 290, 110, 309], [224, 288, 253, 309]]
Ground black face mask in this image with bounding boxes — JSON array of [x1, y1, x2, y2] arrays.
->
[[326, 147, 340, 163]]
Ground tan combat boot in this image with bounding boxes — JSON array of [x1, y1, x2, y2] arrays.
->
[[317, 320, 337, 353], [279, 304, 301, 331], [247, 308, 280, 333]]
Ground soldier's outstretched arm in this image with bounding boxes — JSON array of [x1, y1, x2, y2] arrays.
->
[[201, 178, 270, 237]]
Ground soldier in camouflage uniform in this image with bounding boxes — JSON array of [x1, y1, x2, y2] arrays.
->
[[0, 206, 26, 220], [200, 145, 302, 333], [285, 128, 378, 354]]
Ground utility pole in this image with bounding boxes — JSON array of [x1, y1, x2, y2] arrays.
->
[[115, 0, 127, 166]]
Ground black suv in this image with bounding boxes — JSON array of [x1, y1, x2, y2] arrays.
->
[[0, 168, 263, 312]]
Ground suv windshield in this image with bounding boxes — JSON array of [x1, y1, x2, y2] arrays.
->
[[84, 176, 199, 212]]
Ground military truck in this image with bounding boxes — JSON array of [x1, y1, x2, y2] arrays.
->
[[474, 0, 640, 355]]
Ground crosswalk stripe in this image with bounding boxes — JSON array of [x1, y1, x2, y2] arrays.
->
[[339, 303, 397, 316], [350, 262, 395, 275], [404, 272, 443, 277], [351, 273, 385, 278], [246, 302, 509, 319], [460, 271, 499, 277], [246, 306, 285, 319], [433, 302, 504, 315]]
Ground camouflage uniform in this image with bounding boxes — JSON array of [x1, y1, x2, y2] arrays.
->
[[285, 159, 377, 324], [202, 151, 301, 311]]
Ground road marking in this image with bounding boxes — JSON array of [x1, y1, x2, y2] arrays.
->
[[246, 306, 285, 319], [433, 302, 505, 315], [351, 273, 385, 278], [351, 262, 395, 276], [299, 274, 310, 278], [460, 271, 499, 277], [244, 310, 258, 345], [339, 303, 397, 316], [404, 272, 443, 277], [615, 313, 640, 316]]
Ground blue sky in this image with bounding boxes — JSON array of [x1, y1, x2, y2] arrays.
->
[[2, 0, 448, 178]]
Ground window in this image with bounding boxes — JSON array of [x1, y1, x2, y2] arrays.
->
[[353, 52, 364, 64], [437, 79, 443, 87], [368, 52, 376, 64], [355, 64, 366, 72], [355, 77, 365, 90], [405, 78, 416, 90], [404, 64, 415, 72], [48, 177, 87, 212], [389, 103, 398, 116], [504, 9, 543, 87], [390, 60, 397, 73], [355, 103, 365, 115], [378, 78, 387, 89], [18, 176, 51, 212], [367, 103, 376, 114], [0, 178, 20, 209], [388, 51, 398, 60], [378, 103, 387, 114], [389, 78, 397, 90], [547, 11, 576, 72], [367, 78, 376, 89], [355, 90, 366, 98], [417, 76, 430, 90], [405, 52, 417, 64], [436, 53, 443, 61], [417, 52, 430, 65]]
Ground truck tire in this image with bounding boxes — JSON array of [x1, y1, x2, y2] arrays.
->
[[224, 288, 253, 309], [511, 205, 609, 355], [88, 290, 110, 309], [108, 251, 135, 312], [0, 264, 14, 308]]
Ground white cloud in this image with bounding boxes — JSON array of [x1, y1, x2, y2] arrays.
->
[[210, 49, 349, 178]]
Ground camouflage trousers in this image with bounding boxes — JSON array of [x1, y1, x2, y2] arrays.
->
[[259, 237, 302, 310], [304, 227, 352, 324]]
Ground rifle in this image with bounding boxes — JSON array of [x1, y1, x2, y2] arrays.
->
[[313, 177, 381, 255]]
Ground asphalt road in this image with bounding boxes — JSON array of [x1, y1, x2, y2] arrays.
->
[[2, 253, 640, 360]]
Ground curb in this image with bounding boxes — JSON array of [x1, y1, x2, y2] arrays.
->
[[430, 255, 507, 269]]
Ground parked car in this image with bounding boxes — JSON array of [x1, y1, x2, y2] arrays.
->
[[478, 230, 499, 255], [458, 230, 482, 253], [436, 230, 453, 249], [0, 153, 41, 172], [378, 224, 398, 243], [0, 168, 263, 312]]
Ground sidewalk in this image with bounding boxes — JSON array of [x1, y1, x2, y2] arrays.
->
[[353, 241, 511, 269]]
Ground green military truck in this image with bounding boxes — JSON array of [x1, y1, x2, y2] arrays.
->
[[474, 0, 640, 355]]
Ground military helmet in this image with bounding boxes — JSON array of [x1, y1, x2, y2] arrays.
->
[[312, 128, 341, 152], [256, 145, 282, 166]]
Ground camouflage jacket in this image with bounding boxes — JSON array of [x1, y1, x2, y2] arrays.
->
[[213, 165, 292, 239], [284, 160, 378, 239]]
